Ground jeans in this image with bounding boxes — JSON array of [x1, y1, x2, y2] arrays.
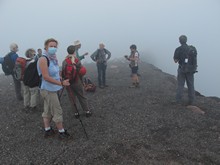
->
[[176, 68, 195, 104], [97, 63, 107, 86]]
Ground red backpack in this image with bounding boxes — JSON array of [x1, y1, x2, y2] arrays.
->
[[62, 58, 77, 82], [13, 57, 27, 81]]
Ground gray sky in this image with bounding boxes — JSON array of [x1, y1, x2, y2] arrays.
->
[[0, 0, 220, 97]]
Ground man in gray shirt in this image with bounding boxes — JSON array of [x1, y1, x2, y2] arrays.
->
[[90, 43, 111, 88]]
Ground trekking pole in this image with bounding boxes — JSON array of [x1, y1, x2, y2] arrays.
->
[[58, 86, 65, 101], [67, 86, 89, 140]]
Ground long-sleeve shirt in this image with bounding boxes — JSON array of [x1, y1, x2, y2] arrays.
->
[[90, 48, 111, 64]]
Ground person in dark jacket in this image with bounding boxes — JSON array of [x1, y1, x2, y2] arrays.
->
[[90, 43, 111, 88], [8, 43, 23, 101], [173, 35, 197, 105]]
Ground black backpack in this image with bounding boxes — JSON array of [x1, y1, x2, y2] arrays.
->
[[23, 56, 49, 88], [180, 45, 198, 73], [2, 52, 15, 75]]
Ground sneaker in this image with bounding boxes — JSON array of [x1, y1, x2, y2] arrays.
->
[[74, 112, 80, 119], [86, 111, 92, 117], [59, 130, 70, 140], [104, 85, 109, 87], [44, 128, 55, 138]]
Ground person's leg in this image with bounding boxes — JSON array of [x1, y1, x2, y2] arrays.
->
[[176, 69, 186, 103], [12, 75, 23, 100], [73, 80, 91, 117], [97, 64, 102, 87], [30, 87, 39, 108], [102, 64, 107, 86], [23, 83, 30, 108], [186, 73, 195, 105]]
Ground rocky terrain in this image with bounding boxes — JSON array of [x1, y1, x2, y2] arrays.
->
[[0, 59, 220, 165]]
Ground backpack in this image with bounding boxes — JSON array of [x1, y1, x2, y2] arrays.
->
[[13, 57, 27, 80], [83, 77, 96, 92], [62, 57, 77, 83], [2, 52, 15, 75], [181, 45, 198, 73], [23, 56, 50, 88]]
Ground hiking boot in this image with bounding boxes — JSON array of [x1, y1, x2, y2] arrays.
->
[[135, 83, 140, 88], [74, 112, 80, 119], [104, 84, 109, 87], [59, 130, 70, 140], [44, 128, 55, 138], [86, 111, 92, 117]]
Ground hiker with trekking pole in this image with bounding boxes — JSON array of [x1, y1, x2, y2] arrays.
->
[[62, 45, 92, 117], [37, 38, 70, 140], [61, 45, 91, 139]]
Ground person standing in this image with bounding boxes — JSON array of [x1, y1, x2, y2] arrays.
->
[[37, 38, 70, 139], [62, 45, 92, 118], [36, 48, 43, 59], [74, 40, 89, 61], [90, 43, 111, 88], [23, 48, 39, 112], [173, 35, 197, 105], [3, 43, 23, 100], [124, 44, 140, 88]]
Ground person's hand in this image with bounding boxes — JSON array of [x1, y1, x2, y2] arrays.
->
[[83, 52, 89, 56], [62, 79, 70, 86], [174, 59, 179, 63], [124, 55, 128, 58]]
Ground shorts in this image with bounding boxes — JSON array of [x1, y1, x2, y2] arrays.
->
[[131, 66, 138, 74], [40, 89, 63, 123]]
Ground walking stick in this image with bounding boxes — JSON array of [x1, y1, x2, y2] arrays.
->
[[58, 87, 65, 101], [66, 86, 89, 140]]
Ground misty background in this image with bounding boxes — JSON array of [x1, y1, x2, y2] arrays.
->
[[0, 0, 219, 97]]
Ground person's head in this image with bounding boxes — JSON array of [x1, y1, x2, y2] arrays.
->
[[44, 38, 58, 55], [179, 35, 187, 44], [74, 40, 81, 49], [25, 48, 36, 59], [130, 44, 137, 51], [67, 45, 75, 54], [37, 48, 42, 55], [99, 43, 105, 50], [10, 43, 19, 52]]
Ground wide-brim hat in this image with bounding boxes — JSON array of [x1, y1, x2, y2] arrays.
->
[[74, 40, 81, 46]]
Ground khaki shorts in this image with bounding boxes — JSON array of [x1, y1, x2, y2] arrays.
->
[[40, 89, 63, 123]]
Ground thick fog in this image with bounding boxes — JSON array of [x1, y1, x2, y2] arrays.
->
[[0, 0, 220, 97]]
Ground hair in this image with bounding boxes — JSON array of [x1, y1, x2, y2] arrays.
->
[[10, 43, 18, 52], [130, 44, 137, 50], [67, 45, 75, 54], [179, 35, 187, 44], [44, 38, 58, 49], [25, 48, 35, 58]]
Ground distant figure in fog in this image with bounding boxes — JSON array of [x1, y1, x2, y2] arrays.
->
[[23, 48, 39, 112], [173, 35, 197, 105], [0, 43, 23, 100], [74, 40, 89, 61], [36, 48, 43, 59], [124, 44, 140, 88], [90, 43, 111, 89]]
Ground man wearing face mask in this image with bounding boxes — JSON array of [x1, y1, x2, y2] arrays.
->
[[23, 48, 39, 112]]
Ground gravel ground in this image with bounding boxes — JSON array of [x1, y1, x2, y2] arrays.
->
[[0, 59, 220, 165]]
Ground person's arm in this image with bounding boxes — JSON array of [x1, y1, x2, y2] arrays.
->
[[90, 50, 98, 62], [39, 57, 69, 86], [173, 48, 179, 63], [105, 49, 111, 60], [0, 57, 4, 64]]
